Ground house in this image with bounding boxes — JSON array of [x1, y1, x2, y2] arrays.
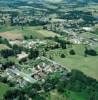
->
[[82, 27, 93, 32], [17, 52, 28, 61]]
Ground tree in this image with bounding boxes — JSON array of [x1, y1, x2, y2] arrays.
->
[[0, 49, 14, 58], [49, 56, 53, 60], [61, 54, 66, 58], [4, 89, 21, 99], [24, 36, 29, 40], [30, 35, 33, 39], [57, 81, 66, 93], [85, 47, 97, 56], [60, 40, 67, 49], [69, 49, 76, 55], [29, 49, 39, 59], [12, 44, 23, 55], [0, 37, 11, 47]]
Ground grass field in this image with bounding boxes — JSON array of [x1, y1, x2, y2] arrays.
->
[[64, 90, 88, 100], [45, 89, 88, 100], [0, 82, 10, 99], [0, 26, 59, 40], [47, 44, 98, 80], [80, 32, 98, 39]]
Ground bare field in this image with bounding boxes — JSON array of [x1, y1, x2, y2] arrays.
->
[[0, 44, 9, 50], [0, 32, 23, 41]]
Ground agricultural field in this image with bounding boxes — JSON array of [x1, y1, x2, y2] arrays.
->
[[0, 31, 23, 41], [0, 26, 59, 40]]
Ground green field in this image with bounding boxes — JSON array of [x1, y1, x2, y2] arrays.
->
[[0, 26, 59, 40], [0, 82, 10, 99], [47, 44, 98, 80], [45, 89, 88, 100]]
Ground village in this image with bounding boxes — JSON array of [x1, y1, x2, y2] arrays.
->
[[0, 1, 98, 99], [0, 26, 98, 88], [0, 31, 70, 87]]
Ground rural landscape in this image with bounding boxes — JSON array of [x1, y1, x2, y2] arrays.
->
[[0, 0, 98, 100]]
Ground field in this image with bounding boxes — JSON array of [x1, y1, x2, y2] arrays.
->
[[47, 44, 98, 80], [0, 44, 9, 50], [0, 31, 23, 41], [0, 82, 10, 99], [80, 32, 98, 39], [45, 89, 88, 100], [0, 26, 59, 40]]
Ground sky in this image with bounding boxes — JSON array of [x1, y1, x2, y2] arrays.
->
[[44, 0, 63, 3]]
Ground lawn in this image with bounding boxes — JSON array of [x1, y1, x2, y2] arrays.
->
[[0, 82, 10, 99], [46, 44, 98, 80]]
